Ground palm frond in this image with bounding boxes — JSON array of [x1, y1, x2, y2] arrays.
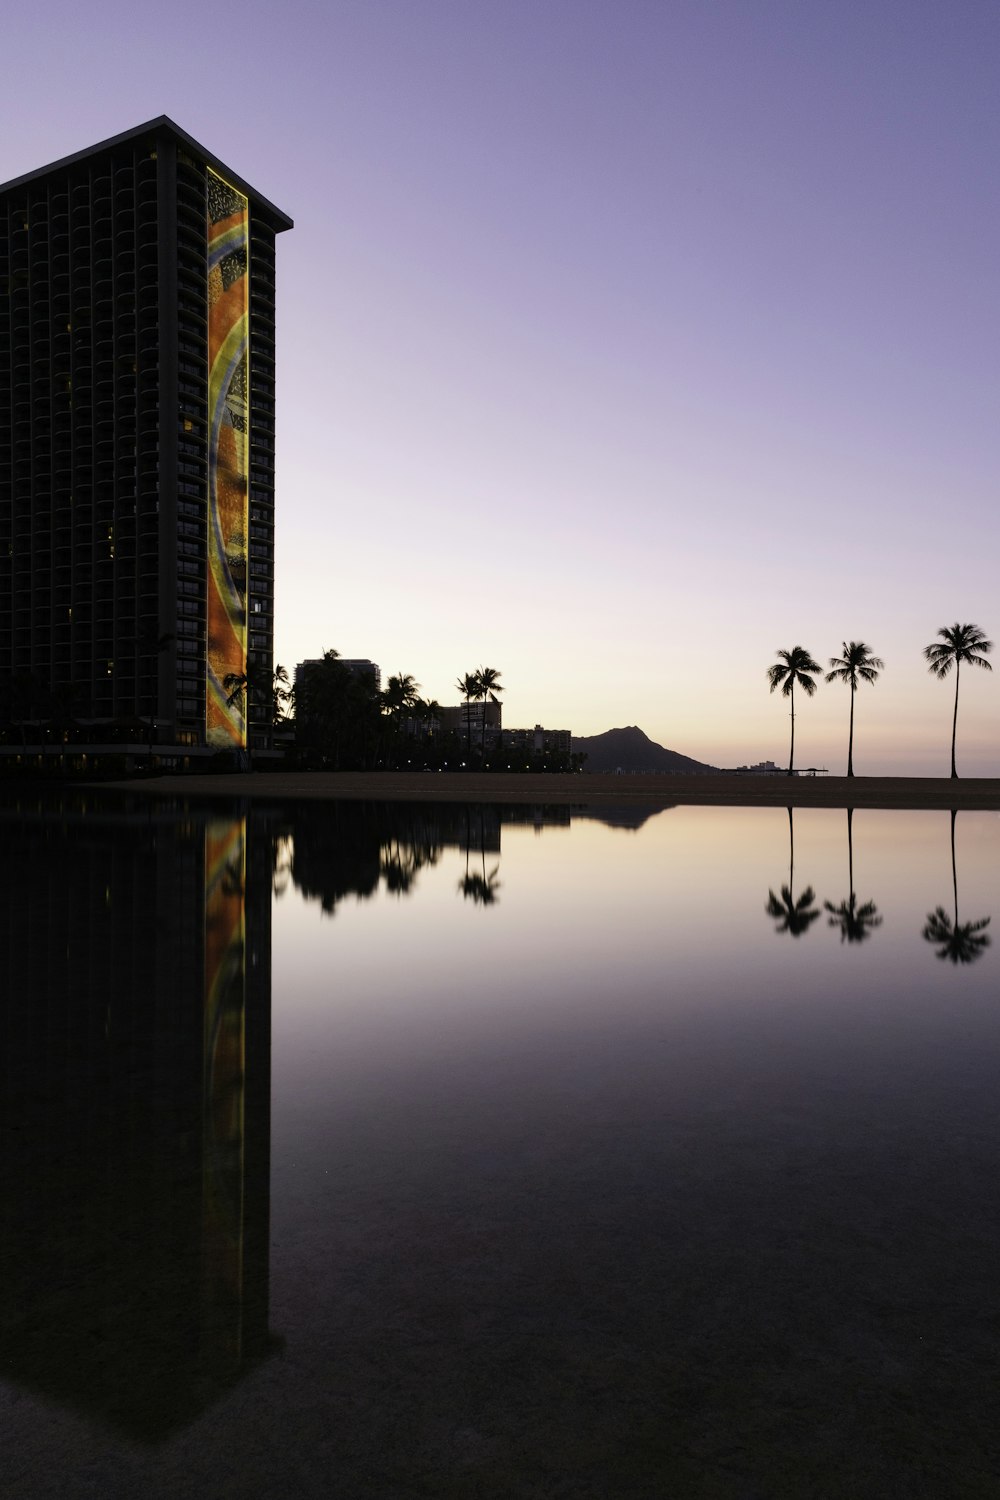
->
[[925, 623, 994, 676]]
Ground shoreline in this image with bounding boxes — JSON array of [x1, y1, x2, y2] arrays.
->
[[100, 770, 1000, 810]]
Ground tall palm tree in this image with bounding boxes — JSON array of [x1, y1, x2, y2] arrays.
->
[[767, 646, 821, 776], [456, 671, 479, 762], [382, 673, 421, 768], [923, 623, 993, 778], [475, 665, 503, 764], [825, 642, 883, 777], [922, 810, 992, 965]]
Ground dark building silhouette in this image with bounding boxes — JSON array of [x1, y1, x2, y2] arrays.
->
[[0, 119, 292, 751]]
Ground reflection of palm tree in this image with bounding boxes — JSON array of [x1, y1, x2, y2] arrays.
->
[[766, 807, 820, 937], [825, 642, 883, 777], [767, 646, 821, 776], [826, 892, 882, 944], [923, 623, 993, 779], [767, 885, 821, 937], [380, 837, 440, 895], [458, 865, 501, 906], [458, 808, 501, 906], [922, 811, 991, 965], [825, 808, 882, 943]]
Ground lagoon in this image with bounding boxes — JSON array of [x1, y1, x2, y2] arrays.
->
[[2, 795, 999, 1497]]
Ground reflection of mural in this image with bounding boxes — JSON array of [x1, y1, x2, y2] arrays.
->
[[204, 820, 247, 1365], [206, 170, 250, 748], [0, 798, 273, 1438]]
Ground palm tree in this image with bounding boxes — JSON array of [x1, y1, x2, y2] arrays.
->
[[824, 809, 882, 943], [382, 673, 421, 767], [825, 642, 883, 777], [923, 623, 993, 778], [474, 665, 503, 764], [383, 672, 420, 719], [922, 810, 992, 965], [456, 671, 479, 762], [767, 646, 821, 776]]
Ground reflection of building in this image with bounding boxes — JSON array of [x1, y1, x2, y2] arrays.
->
[[0, 118, 292, 752], [0, 798, 274, 1437]]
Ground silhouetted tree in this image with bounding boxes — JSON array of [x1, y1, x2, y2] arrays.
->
[[474, 665, 503, 764], [923, 623, 993, 778], [225, 662, 292, 730], [296, 649, 382, 768], [922, 810, 991, 964], [825, 642, 883, 777], [767, 646, 821, 776], [456, 671, 479, 762]]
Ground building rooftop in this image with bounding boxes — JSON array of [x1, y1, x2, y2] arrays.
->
[[0, 115, 294, 233]]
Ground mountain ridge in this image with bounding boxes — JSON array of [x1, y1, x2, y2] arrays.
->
[[571, 725, 718, 775]]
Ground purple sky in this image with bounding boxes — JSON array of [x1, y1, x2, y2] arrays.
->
[[4, 0, 998, 773]]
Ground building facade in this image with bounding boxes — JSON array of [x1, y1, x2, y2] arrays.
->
[[0, 118, 292, 751]]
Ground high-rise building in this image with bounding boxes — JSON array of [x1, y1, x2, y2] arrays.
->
[[0, 118, 292, 752]]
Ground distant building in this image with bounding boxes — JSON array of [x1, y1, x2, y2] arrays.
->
[[501, 725, 572, 756], [440, 700, 501, 738], [294, 658, 381, 694]]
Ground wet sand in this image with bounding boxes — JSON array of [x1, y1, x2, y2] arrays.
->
[[113, 770, 1000, 810]]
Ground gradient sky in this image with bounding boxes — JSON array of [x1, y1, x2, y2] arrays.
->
[[3, 0, 997, 773]]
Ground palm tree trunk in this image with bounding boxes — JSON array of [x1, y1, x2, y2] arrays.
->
[[847, 685, 855, 777], [787, 683, 795, 775], [787, 805, 794, 890], [847, 807, 854, 897], [950, 663, 960, 778], [950, 808, 958, 923]]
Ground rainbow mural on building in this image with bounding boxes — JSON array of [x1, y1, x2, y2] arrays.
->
[[206, 170, 249, 747]]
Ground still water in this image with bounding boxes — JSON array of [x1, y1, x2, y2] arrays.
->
[[2, 795, 999, 1498]]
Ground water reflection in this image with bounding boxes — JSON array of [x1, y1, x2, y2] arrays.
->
[[765, 807, 821, 937], [824, 808, 883, 944], [279, 801, 648, 918], [3, 796, 999, 1494], [0, 797, 275, 1438], [922, 810, 992, 965]]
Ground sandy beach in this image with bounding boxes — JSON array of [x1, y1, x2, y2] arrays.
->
[[110, 770, 1000, 810]]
